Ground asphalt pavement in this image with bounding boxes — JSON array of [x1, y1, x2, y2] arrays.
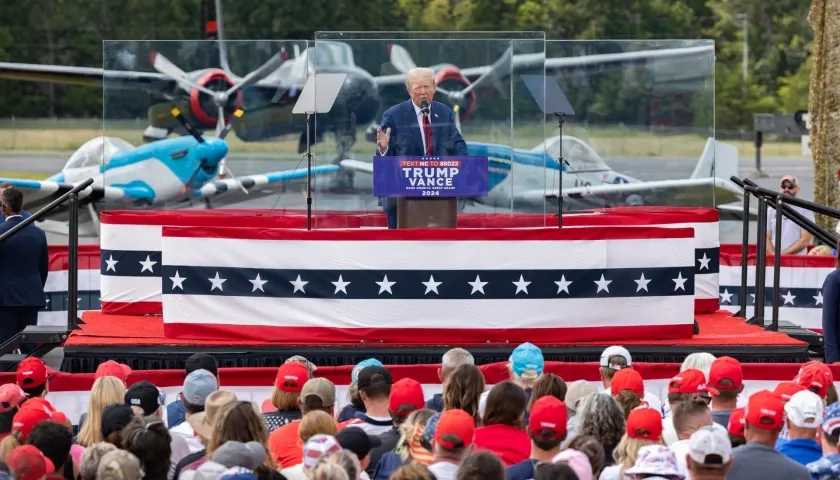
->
[[0, 151, 812, 246]]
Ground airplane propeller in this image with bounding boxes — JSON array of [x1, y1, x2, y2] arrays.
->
[[388, 44, 513, 106]]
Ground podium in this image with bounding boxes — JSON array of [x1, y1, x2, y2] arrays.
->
[[373, 156, 489, 228]]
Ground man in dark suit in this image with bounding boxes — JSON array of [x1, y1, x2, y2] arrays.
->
[[0, 186, 48, 352], [376, 67, 469, 229]]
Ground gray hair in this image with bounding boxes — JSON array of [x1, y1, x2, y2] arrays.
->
[[80, 442, 118, 480], [574, 393, 626, 446], [442, 348, 474, 373], [680, 352, 717, 381], [406, 67, 435, 89]]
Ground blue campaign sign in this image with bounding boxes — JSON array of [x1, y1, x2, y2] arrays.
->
[[373, 156, 489, 197]]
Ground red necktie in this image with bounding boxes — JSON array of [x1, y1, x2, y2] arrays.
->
[[422, 114, 433, 156]]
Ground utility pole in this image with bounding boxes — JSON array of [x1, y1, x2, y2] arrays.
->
[[737, 13, 749, 83]]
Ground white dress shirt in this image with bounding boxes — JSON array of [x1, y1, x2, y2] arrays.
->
[[378, 101, 430, 156]]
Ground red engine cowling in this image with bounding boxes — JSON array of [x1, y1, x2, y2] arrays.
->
[[435, 66, 477, 121], [189, 69, 244, 127]]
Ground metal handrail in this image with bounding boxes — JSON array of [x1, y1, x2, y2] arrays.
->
[[0, 178, 93, 335], [0, 178, 94, 244], [730, 176, 838, 336]]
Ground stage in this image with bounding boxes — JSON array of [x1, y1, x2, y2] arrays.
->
[[60, 309, 814, 372]]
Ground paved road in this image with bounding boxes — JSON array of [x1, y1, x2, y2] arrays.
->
[[2, 151, 811, 246]]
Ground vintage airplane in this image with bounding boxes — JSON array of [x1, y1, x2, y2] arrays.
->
[[0, 108, 338, 235], [339, 134, 745, 214], [0, 0, 714, 163]]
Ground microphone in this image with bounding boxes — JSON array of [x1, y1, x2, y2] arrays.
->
[[420, 99, 430, 116]]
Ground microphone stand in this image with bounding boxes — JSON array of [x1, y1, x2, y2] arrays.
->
[[555, 112, 566, 228], [305, 112, 313, 230]]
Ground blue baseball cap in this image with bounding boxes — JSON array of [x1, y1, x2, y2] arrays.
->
[[822, 402, 840, 435], [182, 369, 218, 406], [352, 358, 383, 383], [510, 342, 544, 379]]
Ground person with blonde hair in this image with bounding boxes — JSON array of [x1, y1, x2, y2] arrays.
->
[[479, 343, 543, 419], [97, 449, 145, 480], [442, 364, 485, 425], [372, 408, 435, 480], [77, 376, 127, 447], [311, 450, 361, 480], [280, 410, 340, 479], [263, 362, 307, 432], [598, 406, 663, 480]]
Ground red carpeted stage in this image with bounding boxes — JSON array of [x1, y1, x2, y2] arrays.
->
[[59, 309, 813, 373]]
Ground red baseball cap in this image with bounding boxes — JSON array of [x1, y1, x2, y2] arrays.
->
[[389, 378, 425, 415], [274, 362, 309, 393], [709, 356, 743, 391], [21, 397, 55, 415], [12, 406, 54, 440], [95, 360, 132, 382], [528, 396, 568, 439], [795, 362, 834, 399], [434, 408, 475, 449], [626, 406, 663, 441], [16, 358, 50, 389], [773, 382, 806, 402], [728, 407, 746, 436], [668, 369, 719, 396], [5, 445, 55, 480], [0, 384, 27, 413], [745, 390, 785, 430], [611, 368, 644, 397]]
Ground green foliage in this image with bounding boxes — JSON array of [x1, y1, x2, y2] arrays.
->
[[0, 0, 814, 130]]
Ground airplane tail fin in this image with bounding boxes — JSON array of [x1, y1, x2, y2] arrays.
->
[[213, 0, 232, 74], [690, 137, 739, 181]]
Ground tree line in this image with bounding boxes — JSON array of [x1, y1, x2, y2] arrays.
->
[[0, 0, 812, 130]]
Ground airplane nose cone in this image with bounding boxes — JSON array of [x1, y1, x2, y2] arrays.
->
[[337, 71, 379, 125], [207, 138, 229, 164]]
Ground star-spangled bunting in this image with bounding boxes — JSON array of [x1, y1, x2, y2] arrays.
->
[[718, 286, 824, 309], [159, 266, 694, 300]]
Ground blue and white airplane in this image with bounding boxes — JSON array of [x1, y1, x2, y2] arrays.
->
[[339, 134, 746, 214], [0, 108, 339, 234]]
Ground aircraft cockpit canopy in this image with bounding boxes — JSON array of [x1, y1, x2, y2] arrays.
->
[[64, 136, 135, 170], [307, 41, 356, 70], [538, 136, 609, 171]]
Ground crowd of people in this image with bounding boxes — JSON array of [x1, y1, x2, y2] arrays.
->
[[0, 345, 835, 480]]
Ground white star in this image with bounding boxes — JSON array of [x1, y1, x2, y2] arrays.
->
[[249, 273, 267, 292], [170, 271, 186, 290], [139, 255, 157, 273], [672, 272, 687, 291], [635, 273, 651, 292], [45, 298, 50, 303], [750, 293, 756, 304], [331, 275, 350, 294], [512, 275, 531, 295], [468, 275, 488, 295], [105, 255, 118, 272], [376, 275, 396, 295], [782, 290, 796, 305], [554, 275, 572, 294], [595, 274, 612, 294], [422, 275, 442, 295], [290, 275, 308, 294], [697, 253, 711, 271], [208, 272, 226, 292], [720, 289, 733, 304], [814, 291, 824, 306]]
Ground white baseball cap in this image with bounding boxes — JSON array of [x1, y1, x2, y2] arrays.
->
[[600, 346, 631, 370], [785, 390, 824, 428], [688, 424, 732, 465]]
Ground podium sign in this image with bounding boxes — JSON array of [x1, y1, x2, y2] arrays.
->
[[373, 156, 489, 197]]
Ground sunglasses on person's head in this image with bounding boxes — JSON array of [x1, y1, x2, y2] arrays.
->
[[781, 182, 795, 190]]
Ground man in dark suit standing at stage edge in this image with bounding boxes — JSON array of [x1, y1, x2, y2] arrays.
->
[[376, 67, 469, 229], [0, 186, 48, 352]]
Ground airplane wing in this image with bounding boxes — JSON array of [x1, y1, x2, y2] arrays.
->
[[373, 44, 714, 86], [0, 63, 175, 91], [0, 177, 153, 213], [521, 177, 744, 208], [190, 164, 341, 200]]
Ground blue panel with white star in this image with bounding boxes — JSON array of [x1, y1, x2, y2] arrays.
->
[[43, 291, 101, 311], [695, 248, 719, 274], [161, 266, 694, 299], [719, 286, 823, 308], [100, 249, 161, 276]]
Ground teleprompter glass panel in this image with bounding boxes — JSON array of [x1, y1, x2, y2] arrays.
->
[[102, 39, 317, 215]]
